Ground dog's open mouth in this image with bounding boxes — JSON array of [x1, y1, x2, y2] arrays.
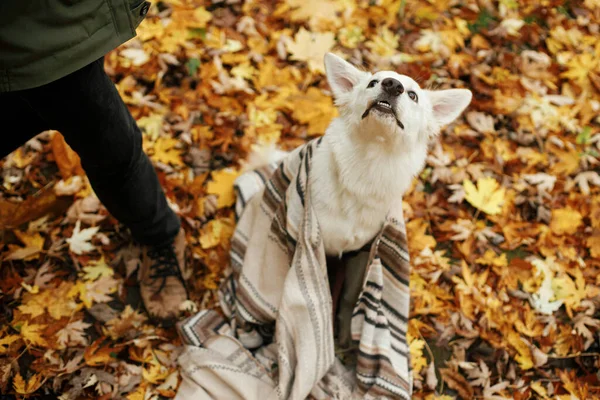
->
[[361, 100, 405, 129]]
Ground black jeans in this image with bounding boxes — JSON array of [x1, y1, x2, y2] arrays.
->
[[0, 57, 180, 247]]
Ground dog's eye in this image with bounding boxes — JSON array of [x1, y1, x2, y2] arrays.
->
[[408, 91, 418, 102], [367, 80, 378, 88]]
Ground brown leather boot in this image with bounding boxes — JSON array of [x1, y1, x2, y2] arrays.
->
[[139, 228, 189, 326]]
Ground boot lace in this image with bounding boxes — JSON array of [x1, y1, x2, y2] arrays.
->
[[147, 246, 183, 295]]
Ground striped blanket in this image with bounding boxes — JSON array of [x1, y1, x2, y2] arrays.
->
[[175, 138, 412, 399]]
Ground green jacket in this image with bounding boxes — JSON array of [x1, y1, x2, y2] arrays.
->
[[0, 0, 150, 92]]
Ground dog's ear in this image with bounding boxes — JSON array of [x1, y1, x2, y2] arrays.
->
[[324, 53, 367, 99], [427, 89, 473, 126]]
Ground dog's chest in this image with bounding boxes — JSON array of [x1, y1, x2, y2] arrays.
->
[[310, 141, 423, 256], [317, 197, 387, 256]]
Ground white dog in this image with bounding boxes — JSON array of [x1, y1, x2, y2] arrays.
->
[[245, 53, 472, 257]]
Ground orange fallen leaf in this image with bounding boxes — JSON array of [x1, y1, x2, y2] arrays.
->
[[84, 338, 121, 366], [51, 131, 85, 179]]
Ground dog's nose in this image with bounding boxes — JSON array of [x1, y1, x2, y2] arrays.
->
[[381, 78, 404, 96]]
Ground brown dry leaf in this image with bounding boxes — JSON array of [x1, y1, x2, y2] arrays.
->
[[439, 368, 474, 399], [56, 320, 91, 349], [104, 305, 147, 340], [84, 276, 119, 307], [0, 186, 60, 229], [5, 230, 45, 260]]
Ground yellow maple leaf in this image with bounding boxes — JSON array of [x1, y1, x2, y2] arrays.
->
[[406, 219, 436, 253], [231, 63, 257, 80], [193, 7, 212, 27], [286, 0, 341, 30], [550, 208, 582, 235], [6, 231, 45, 261], [199, 218, 235, 249], [47, 282, 80, 320], [286, 87, 338, 136], [152, 137, 184, 166], [18, 301, 45, 319], [561, 53, 599, 90], [81, 257, 114, 281], [136, 19, 165, 42], [553, 269, 586, 318], [206, 168, 240, 209], [286, 28, 335, 74], [453, 260, 489, 293], [13, 373, 27, 394], [127, 383, 148, 400], [408, 336, 428, 374], [507, 331, 534, 370], [338, 26, 365, 49], [475, 249, 508, 267], [551, 147, 580, 176], [159, 29, 190, 54], [138, 113, 164, 141], [143, 361, 171, 384], [587, 234, 600, 258], [48, 298, 80, 320], [366, 27, 399, 56], [530, 381, 548, 398], [463, 177, 506, 216], [20, 321, 48, 347], [17, 284, 78, 320], [12, 373, 42, 395], [0, 334, 20, 354]]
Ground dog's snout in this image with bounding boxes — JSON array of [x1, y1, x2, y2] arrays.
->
[[381, 78, 404, 96]]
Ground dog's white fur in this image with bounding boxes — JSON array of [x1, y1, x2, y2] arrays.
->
[[246, 53, 472, 257]]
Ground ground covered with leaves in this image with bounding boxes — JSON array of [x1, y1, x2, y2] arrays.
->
[[1, 0, 600, 398]]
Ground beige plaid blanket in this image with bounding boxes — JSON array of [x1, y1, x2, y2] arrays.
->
[[175, 138, 412, 399]]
